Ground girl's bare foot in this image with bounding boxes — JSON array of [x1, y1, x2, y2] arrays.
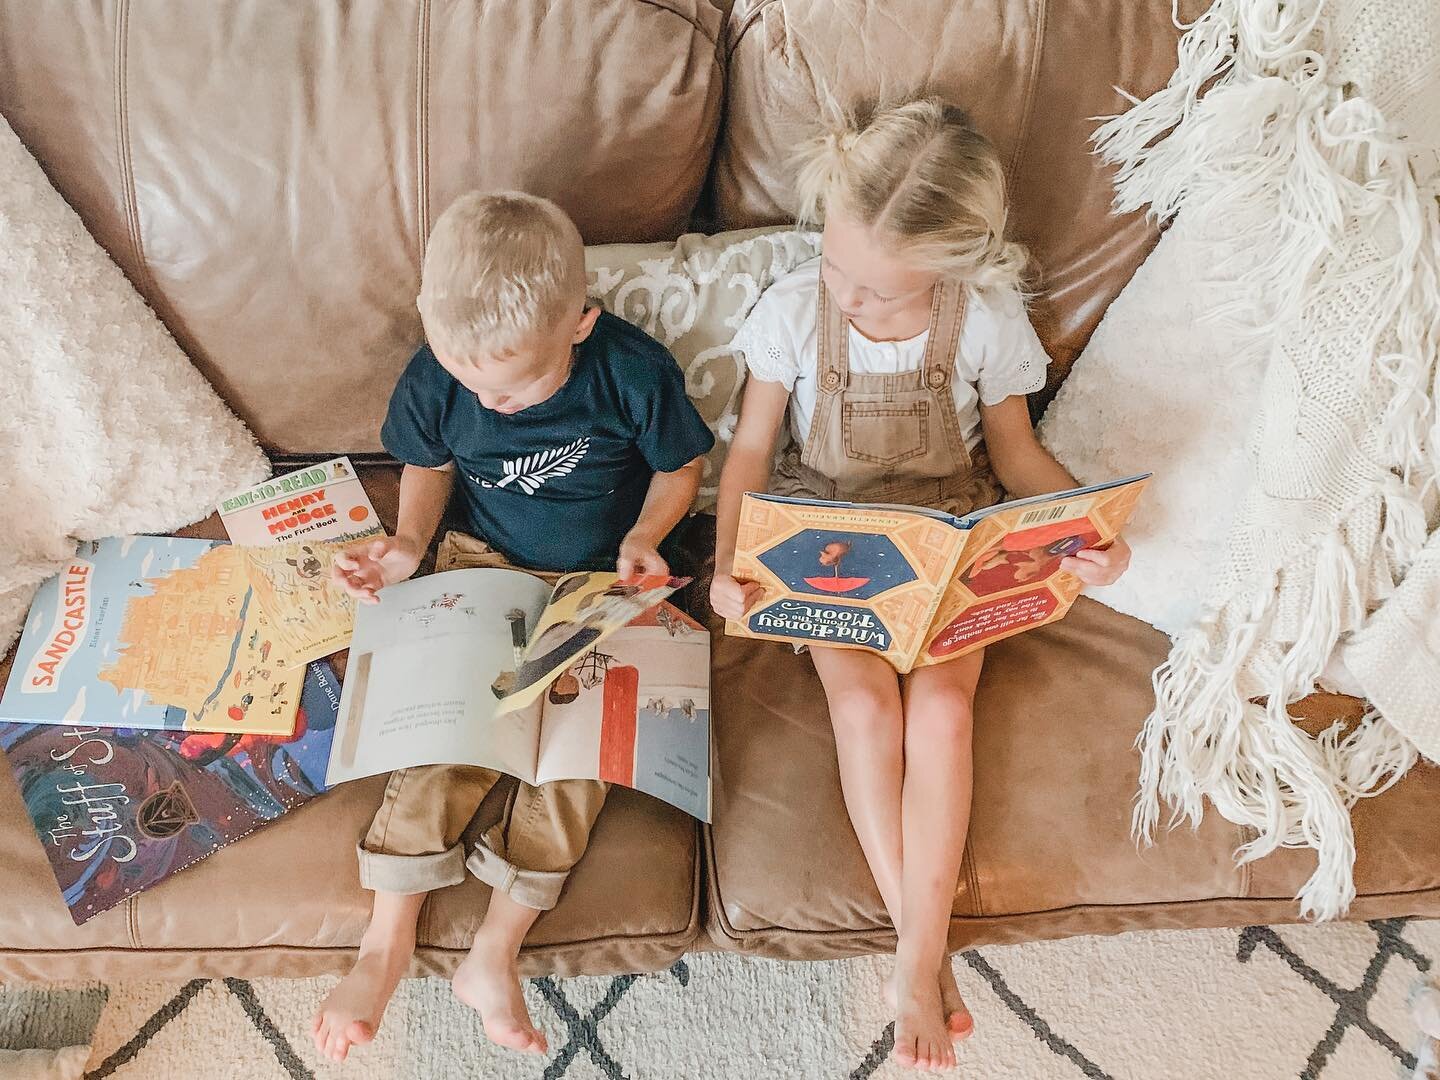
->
[[938, 961, 974, 1040], [885, 963, 973, 1043], [891, 963, 956, 1071], [451, 933, 548, 1055], [311, 946, 409, 1063]]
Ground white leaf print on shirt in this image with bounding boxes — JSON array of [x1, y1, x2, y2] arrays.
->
[[477, 437, 591, 495]]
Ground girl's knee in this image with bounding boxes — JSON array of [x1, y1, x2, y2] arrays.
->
[[906, 692, 974, 741], [829, 686, 901, 739]]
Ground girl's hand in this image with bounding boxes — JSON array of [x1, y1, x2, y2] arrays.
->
[[710, 574, 765, 620], [331, 536, 422, 604], [1060, 536, 1131, 587]]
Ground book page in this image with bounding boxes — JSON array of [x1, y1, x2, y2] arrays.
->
[[533, 605, 712, 821], [242, 541, 357, 667], [493, 572, 688, 715], [725, 493, 968, 671], [915, 477, 1150, 666], [326, 569, 551, 786]]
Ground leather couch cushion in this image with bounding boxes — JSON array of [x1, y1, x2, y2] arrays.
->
[[711, 0, 1208, 396], [705, 593, 1440, 957], [0, 465, 701, 981], [0, 1, 724, 454]]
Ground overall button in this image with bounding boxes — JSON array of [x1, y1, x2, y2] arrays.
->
[[823, 370, 841, 389], [926, 368, 947, 390]]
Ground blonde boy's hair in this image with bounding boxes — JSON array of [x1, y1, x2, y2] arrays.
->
[[418, 191, 585, 356], [794, 98, 1028, 292]]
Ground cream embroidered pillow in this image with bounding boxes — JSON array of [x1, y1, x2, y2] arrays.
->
[[586, 227, 822, 509]]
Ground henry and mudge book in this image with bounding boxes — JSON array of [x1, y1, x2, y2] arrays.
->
[[726, 475, 1150, 672], [328, 568, 711, 821]]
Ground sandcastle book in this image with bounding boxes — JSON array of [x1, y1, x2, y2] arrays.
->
[[329, 568, 711, 821], [1, 537, 311, 736], [727, 475, 1149, 671], [0, 661, 340, 925]]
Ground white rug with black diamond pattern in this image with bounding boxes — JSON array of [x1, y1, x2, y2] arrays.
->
[[7, 919, 1438, 1079]]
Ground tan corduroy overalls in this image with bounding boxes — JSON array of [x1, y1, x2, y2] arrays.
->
[[771, 276, 1002, 515], [355, 532, 608, 910]]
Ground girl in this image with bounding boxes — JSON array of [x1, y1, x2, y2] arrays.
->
[[712, 99, 1131, 1072]]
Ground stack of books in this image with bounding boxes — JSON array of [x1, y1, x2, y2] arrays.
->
[[0, 458, 379, 924]]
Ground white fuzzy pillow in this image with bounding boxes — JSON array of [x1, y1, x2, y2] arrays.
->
[[0, 114, 268, 655], [1036, 213, 1264, 637]]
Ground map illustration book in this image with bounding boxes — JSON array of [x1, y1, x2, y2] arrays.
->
[[241, 540, 357, 668], [218, 456, 383, 547], [0, 661, 340, 925], [1, 537, 307, 736], [329, 568, 710, 821], [727, 475, 1150, 671]]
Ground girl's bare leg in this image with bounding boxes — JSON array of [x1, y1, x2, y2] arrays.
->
[[810, 647, 906, 921], [891, 650, 983, 1071]]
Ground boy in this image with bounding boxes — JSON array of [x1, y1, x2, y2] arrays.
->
[[312, 191, 713, 1063]]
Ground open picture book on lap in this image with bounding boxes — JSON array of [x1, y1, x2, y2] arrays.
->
[[727, 475, 1149, 671], [329, 567, 712, 821]]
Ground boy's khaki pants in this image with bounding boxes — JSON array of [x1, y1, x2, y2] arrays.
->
[[354, 531, 608, 911]]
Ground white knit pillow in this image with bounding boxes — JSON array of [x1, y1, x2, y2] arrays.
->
[[1036, 213, 1264, 638], [0, 114, 268, 656]]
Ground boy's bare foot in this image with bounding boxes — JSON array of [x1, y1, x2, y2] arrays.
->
[[885, 964, 973, 1043], [938, 962, 974, 1040], [311, 947, 409, 1063], [452, 933, 548, 1055], [891, 964, 956, 1071]]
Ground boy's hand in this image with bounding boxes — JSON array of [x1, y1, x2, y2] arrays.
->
[[1061, 536, 1131, 587], [617, 532, 670, 582], [331, 536, 423, 605], [710, 574, 765, 621]]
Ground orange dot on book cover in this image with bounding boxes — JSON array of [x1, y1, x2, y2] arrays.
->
[[349, 506, 370, 522]]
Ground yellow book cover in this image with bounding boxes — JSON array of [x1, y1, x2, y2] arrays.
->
[[241, 541, 357, 668], [726, 475, 1150, 672]]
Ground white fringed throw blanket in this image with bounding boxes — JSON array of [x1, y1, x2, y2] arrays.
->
[[1093, 0, 1440, 920]]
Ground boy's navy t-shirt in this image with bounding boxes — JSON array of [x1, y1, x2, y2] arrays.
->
[[381, 311, 715, 573]]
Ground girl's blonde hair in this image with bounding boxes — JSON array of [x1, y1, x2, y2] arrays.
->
[[795, 98, 1029, 292]]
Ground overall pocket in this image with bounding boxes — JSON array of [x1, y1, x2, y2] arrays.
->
[[841, 401, 930, 468]]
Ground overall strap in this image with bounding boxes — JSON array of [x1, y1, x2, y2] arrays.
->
[[815, 274, 850, 395], [920, 280, 967, 392]]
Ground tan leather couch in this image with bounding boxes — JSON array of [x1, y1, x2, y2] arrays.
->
[[2, 1, 1436, 983]]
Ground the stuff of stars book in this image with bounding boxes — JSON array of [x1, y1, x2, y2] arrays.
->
[[0, 660, 340, 925], [328, 568, 711, 821], [1, 537, 308, 736], [726, 475, 1150, 671]]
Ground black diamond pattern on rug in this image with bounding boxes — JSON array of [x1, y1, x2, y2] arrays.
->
[[1238, 918, 1433, 1078], [65, 923, 1435, 1078]]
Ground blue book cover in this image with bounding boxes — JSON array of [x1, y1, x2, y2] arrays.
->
[[0, 661, 340, 925], [1, 536, 303, 735]]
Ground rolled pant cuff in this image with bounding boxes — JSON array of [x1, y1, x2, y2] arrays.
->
[[464, 841, 569, 911], [357, 842, 467, 894]]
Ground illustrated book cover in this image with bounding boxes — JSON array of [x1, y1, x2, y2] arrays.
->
[[727, 475, 1150, 671], [217, 456, 383, 547], [1, 537, 308, 735], [328, 568, 710, 821], [0, 661, 341, 925]]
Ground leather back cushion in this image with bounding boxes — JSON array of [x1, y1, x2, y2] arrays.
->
[[0, 1, 724, 453], [712, 0, 1206, 394]]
